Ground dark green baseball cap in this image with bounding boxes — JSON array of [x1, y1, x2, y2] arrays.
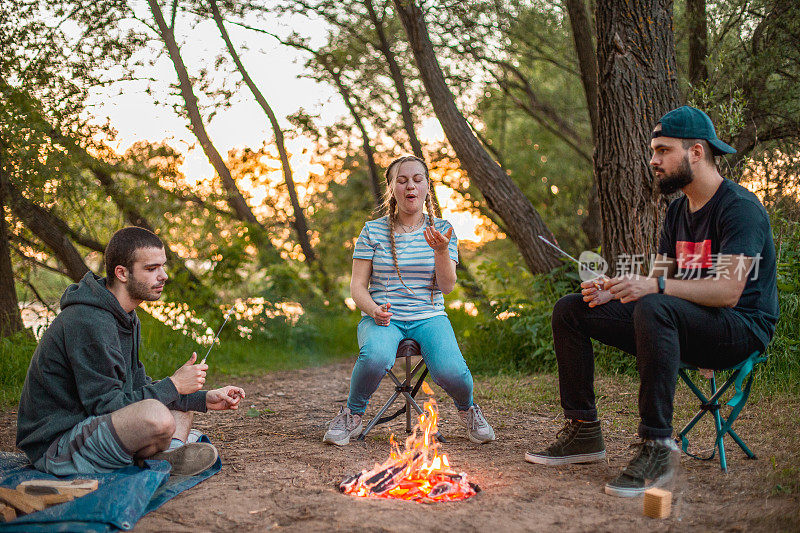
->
[[654, 105, 736, 155]]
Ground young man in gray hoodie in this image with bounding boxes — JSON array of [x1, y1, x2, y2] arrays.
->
[[17, 227, 245, 476]]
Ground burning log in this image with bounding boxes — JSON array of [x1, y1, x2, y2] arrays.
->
[[339, 399, 479, 503], [338, 472, 363, 493], [428, 482, 453, 498], [364, 463, 406, 494]]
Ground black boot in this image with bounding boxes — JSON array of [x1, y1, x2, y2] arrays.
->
[[604, 439, 677, 497], [525, 419, 606, 465]]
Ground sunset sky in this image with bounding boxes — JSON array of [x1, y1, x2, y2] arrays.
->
[[88, 4, 482, 240]]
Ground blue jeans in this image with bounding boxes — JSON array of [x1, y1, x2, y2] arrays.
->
[[347, 315, 474, 415]]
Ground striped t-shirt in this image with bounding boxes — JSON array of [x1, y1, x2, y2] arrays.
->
[[353, 215, 459, 321]]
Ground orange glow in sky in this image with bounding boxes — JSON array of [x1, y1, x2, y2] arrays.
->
[[87, 13, 490, 246]]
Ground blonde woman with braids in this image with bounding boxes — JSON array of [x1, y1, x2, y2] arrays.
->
[[323, 155, 495, 446]]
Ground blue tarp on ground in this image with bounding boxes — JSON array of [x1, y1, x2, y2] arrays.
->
[[0, 437, 220, 532]]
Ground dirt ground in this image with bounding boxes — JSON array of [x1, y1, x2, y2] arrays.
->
[[2, 361, 799, 532]]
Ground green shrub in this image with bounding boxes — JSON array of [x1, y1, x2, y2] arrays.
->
[[461, 261, 578, 373], [758, 291, 800, 395], [0, 331, 37, 407]]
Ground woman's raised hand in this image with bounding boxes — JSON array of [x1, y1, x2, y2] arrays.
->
[[424, 226, 453, 255]]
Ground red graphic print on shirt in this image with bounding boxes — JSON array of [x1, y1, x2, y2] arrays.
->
[[676, 240, 713, 269]]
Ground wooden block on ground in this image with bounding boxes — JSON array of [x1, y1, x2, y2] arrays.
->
[[643, 487, 672, 519], [21, 485, 58, 495], [17, 479, 98, 499], [0, 503, 16, 522], [40, 493, 75, 506], [18, 479, 98, 492], [0, 487, 45, 514]]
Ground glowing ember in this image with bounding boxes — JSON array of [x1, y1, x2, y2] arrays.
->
[[339, 399, 479, 503]]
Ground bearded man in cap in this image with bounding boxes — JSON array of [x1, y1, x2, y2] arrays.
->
[[525, 106, 779, 497]]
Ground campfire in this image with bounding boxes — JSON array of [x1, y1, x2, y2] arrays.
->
[[339, 398, 479, 503]]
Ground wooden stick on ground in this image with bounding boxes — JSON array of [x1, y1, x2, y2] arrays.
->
[[0, 487, 45, 514], [0, 503, 16, 522], [17, 479, 98, 498]]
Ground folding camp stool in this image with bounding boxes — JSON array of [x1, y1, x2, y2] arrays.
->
[[676, 350, 767, 472], [357, 339, 444, 442]]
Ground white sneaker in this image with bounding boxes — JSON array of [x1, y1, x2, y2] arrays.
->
[[323, 407, 363, 446], [187, 429, 203, 443], [459, 404, 496, 444]]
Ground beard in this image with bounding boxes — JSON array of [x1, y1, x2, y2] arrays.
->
[[126, 272, 164, 302], [655, 155, 693, 196]]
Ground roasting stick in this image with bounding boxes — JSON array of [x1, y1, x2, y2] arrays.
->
[[537, 235, 607, 289], [200, 306, 234, 365], [200, 307, 245, 402]]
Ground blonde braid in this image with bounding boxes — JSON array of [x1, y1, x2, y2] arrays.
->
[[425, 192, 438, 302]]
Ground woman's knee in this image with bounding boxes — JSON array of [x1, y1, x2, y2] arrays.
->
[[428, 358, 473, 394], [356, 344, 396, 374]]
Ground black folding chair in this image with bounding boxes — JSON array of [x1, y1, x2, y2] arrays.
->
[[357, 339, 445, 442], [676, 350, 767, 472]]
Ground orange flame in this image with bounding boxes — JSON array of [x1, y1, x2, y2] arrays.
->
[[340, 399, 478, 503]]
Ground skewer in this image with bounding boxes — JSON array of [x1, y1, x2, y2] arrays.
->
[[537, 235, 606, 288], [201, 306, 234, 364]]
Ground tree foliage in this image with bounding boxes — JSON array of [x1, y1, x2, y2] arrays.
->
[[1, 0, 797, 342]]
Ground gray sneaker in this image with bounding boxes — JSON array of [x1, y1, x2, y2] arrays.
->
[[151, 442, 219, 476], [525, 419, 606, 465], [323, 407, 363, 446], [459, 404, 495, 443]]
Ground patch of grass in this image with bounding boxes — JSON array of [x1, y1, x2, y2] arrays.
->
[[0, 308, 361, 409], [0, 330, 38, 407], [755, 291, 800, 399], [474, 373, 561, 412], [769, 460, 800, 495], [139, 309, 360, 387]]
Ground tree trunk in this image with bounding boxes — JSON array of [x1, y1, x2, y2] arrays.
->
[[393, 0, 559, 274], [209, 0, 331, 293], [565, 0, 599, 142], [594, 0, 681, 269], [146, 0, 260, 227], [687, 0, 708, 85], [276, 36, 382, 208], [0, 151, 25, 337], [364, 0, 425, 160], [327, 63, 383, 208], [564, 0, 602, 247]]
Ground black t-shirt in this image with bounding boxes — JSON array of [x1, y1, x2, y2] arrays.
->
[[658, 178, 779, 350]]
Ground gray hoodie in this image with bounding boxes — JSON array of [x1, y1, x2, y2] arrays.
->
[[16, 272, 206, 464]]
